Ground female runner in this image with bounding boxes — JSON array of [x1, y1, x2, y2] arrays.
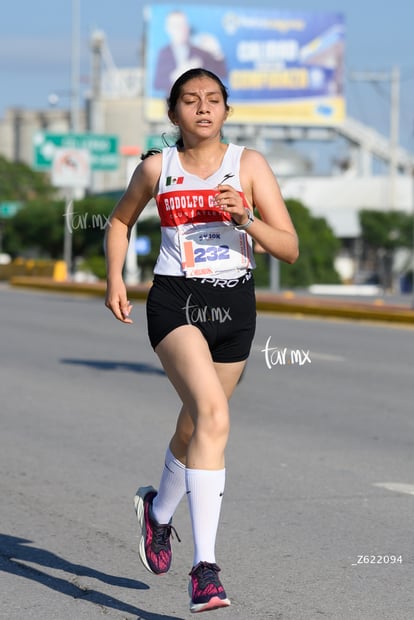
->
[[105, 67, 299, 614]]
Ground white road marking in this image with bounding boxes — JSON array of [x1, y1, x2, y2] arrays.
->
[[310, 352, 345, 362], [373, 482, 414, 496]]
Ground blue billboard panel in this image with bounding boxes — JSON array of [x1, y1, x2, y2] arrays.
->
[[145, 6, 345, 125]]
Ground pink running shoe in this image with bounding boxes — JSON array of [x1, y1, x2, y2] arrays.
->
[[189, 561, 231, 613], [134, 485, 180, 575]]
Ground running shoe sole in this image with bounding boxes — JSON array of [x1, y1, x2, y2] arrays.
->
[[188, 581, 231, 613], [133, 485, 157, 574]]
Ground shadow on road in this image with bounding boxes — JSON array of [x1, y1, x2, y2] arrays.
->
[[60, 358, 166, 376], [0, 534, 185, 619]]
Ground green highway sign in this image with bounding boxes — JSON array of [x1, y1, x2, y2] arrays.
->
[[0, 202, 22, 218], [33, 132, 119, 171]]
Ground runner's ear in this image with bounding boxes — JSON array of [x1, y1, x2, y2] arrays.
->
[[168, 110, 178, 125]]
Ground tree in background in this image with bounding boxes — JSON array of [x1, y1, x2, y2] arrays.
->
[[359, 209, 413, 290], [0, 156, 55, 201], [4, 196, 114, 261], [5, 200, 64, 258], [0, 156, 57, 257], [280, 199, 340, 288]]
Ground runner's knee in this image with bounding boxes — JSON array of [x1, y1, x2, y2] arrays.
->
[[194, 403, 230, 442]]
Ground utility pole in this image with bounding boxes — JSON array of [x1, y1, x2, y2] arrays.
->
[[388, 66, 400, 212], [349, 67, 400, 210], [63, 0, 81, 279], [71, 0, 81, 133], [89, 30, 105, 194]]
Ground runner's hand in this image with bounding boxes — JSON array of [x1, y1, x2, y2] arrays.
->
[[214, 184, 250, 226], [105, 280, 133, 324]]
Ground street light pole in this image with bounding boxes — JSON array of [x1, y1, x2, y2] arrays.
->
[[71, 0, 81, 132], [63, 0, 81, 279], [389, 66, 400, 212]]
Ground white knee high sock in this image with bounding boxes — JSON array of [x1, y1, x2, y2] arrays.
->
[[151, 447, 186, 524], [186, 467, 225, 566]]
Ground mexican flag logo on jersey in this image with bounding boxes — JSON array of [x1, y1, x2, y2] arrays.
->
[[166, 176, 184, 186]]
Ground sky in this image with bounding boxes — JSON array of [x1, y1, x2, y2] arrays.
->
[[1, 0, 414, 160]]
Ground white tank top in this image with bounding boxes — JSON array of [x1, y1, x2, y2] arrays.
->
[[153, 143, 255, 278]]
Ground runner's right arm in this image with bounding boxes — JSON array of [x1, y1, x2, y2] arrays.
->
[[104, 154, 161, 323]]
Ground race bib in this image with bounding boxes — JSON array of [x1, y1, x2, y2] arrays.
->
[[178, 224, 252, 278]]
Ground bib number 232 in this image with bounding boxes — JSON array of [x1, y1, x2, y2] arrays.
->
[[179, 226, 250, 277]]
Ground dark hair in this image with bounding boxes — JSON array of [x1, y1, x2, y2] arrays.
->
[[167, 68, 230, 114], [140, 148, 161, 160]]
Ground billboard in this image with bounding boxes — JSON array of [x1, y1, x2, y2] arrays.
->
[[145, 5, 345, 126]]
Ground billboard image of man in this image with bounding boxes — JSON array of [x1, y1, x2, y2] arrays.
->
[[153, 10, 228, 93], [146, 6, 345, 126]]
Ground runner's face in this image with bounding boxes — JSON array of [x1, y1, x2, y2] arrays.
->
[[169, 77, 228, 139]]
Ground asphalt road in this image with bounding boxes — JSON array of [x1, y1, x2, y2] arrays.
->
[[1, 284, 413, 620]]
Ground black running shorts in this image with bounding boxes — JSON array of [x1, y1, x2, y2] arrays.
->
[[146, 273, 256, 363]]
